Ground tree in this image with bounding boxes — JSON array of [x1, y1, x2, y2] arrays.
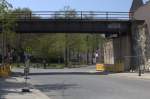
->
[[52, 7, 105, 66], [10, 6, 105, 67], [12, 8, 31, 19], [0, 0, 12, 12], [0, 0, 15, 64]]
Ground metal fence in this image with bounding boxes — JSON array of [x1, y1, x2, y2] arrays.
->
[[5, 11, 132, 20]]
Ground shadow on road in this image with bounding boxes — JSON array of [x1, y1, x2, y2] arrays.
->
[[0, 77, 29, 99], [35, 83, 79, 92], [28, 71, 109, 76], [11, 72, 24, 77]]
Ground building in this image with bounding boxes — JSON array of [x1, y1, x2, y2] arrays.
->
[[132, 0, 150, 71]]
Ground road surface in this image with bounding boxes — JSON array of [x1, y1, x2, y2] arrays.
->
[[13, 67, 150, 99]]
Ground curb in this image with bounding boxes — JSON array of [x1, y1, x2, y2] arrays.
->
[[32, 89, 50, 99], [109, 73, 150, 80]]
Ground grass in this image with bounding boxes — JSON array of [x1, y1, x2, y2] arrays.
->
[[11, 62, 90, 69], [11, 63, 65, 69]]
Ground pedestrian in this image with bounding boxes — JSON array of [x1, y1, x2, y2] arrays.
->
[[43, 59, 46, 69]]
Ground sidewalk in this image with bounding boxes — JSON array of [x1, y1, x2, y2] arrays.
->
[[0, 76, 50, 99], [109, 72, 150, 80]]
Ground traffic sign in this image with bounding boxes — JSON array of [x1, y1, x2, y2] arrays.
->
[[26, 47, 32, 53]]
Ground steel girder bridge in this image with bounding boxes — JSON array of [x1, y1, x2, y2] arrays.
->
[[0, 11, 144, 71], [0, 11, 139, 34]]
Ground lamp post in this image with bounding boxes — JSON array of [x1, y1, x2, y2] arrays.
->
[[137, 34, 141, 76], [138, 52, 141, 76]]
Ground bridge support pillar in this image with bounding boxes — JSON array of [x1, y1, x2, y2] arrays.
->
[[103, 34, 131, 72], [103, 21, 146, 72], [113, 34, 131, 71]]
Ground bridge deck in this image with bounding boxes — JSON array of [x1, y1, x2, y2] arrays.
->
[[0, 19, 132, 34]]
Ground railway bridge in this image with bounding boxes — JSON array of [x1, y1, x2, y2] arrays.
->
[[0, 11, 145, 71]]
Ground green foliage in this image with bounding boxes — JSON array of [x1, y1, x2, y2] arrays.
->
[[0, 0, 12, 13], [0, 5, 105, 65], [0, 0, 17, 47], [17, 6, 105, 65]]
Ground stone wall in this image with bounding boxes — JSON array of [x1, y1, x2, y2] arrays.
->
[[133, 2, 150, 71]]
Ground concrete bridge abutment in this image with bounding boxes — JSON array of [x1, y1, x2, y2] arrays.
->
[[103, 20, 145, 72]]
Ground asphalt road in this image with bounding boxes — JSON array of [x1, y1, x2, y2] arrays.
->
[[13, 67, 150, 99]]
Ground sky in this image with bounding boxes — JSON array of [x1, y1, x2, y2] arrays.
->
[[7, 0, 149, 12]]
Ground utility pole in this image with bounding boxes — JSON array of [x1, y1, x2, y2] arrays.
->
[[138, 46, 141, 76], [137, 27, 142, 76], [65, 34, 68, 67]]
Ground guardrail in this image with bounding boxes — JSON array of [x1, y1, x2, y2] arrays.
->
[[2, 11, 133, 20]]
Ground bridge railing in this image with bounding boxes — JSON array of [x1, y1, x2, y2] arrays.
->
[[4, 11, 133, 20]]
